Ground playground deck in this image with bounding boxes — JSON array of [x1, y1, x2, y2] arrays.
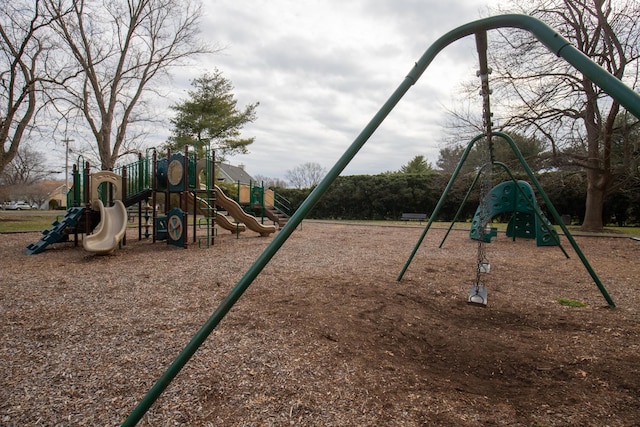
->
[[1, 222, 639, 426]]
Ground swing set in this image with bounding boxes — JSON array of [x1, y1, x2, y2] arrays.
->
[[396, 31, 602, 307], [122, 14, 639, 425]]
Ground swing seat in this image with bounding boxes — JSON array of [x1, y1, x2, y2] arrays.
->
[[468, 285, 488, 307]]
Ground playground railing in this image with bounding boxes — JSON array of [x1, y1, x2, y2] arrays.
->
[[273, 191, 293, 216], [67, 159, 88, 208], [122, 157, 152, 198]]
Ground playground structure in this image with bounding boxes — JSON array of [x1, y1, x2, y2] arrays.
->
[[70, 14, 639, 425], [25, 147, 281, 255], [468, 180, 560, 246]]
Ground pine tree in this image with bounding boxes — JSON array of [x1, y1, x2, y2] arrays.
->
[[167, 70, 259, 160]]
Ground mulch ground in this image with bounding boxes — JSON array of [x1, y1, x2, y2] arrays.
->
[[1, 221, 639, 426]]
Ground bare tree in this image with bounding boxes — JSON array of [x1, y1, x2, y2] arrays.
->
[[0, 144, 60, 205], [0, 145, 52, 185], [44, 0, 212, 170], [253, 174, 288, 189], [489, 0, 640, 231], [0, 0, 55, 174], [285, 162, 327, 189]]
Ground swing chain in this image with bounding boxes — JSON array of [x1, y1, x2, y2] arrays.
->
[[474, 31, 494, 295]]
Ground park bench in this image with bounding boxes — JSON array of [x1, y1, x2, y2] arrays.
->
[[401, 212, 427, 223]]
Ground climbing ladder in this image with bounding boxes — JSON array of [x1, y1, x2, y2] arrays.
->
[[24, 207, 85, 255], [195, 147, 216, 248]]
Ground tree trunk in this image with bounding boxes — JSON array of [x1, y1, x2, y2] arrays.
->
[[581, 168, 609, 231]]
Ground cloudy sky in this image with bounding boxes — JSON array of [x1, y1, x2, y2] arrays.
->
[[171, 0, 497, 180]]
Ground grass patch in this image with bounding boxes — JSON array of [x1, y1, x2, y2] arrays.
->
[[557, 298, 588, 308], [0, 210, 216, 233], [601, 226, 640, 236], [0, 211, 64, 233]]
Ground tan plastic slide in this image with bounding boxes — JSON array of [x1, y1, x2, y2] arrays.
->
[[82, 199, 128, 255], [215, 210, 248, 233], [214, 185, 276, 236], [193, 195, 247, 233]]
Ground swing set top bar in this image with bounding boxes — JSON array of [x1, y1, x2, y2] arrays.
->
[[406, 14, 640, 119], [122, 14, 639, 425]]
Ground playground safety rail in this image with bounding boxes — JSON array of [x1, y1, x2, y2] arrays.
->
[[122, 156, 152, 199], [122, 14, 640, 425], [273, 190, 293, 217], [66, 156, 87, 208]]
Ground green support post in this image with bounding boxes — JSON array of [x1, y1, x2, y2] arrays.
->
[[437, 164, 485, 248], [494, 132, 615, 307], [397, 134, 483, 281]]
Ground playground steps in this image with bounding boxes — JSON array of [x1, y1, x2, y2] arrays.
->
[[264, 206, 289, 228], [25, 207, 85, 255]]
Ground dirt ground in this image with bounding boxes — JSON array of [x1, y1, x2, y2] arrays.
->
[[1, 221, 639, 426]]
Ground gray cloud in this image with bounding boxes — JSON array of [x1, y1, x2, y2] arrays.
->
[[171, 0, 496, 180]]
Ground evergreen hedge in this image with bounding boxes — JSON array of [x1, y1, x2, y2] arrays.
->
[[274, 171, 640, 226]]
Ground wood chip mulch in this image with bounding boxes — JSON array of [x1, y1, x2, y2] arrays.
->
[[1, 221, 639, 426]]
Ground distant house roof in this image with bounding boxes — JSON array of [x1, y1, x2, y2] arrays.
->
[[217, 162, 255, 184]]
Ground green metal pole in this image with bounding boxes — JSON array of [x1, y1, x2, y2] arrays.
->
[[122, 14, 633, 424], [397, 134, 483, 281], [494, 132, 615, 307], [438, 163, 485, 248], [122, 36, 425, 427]]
